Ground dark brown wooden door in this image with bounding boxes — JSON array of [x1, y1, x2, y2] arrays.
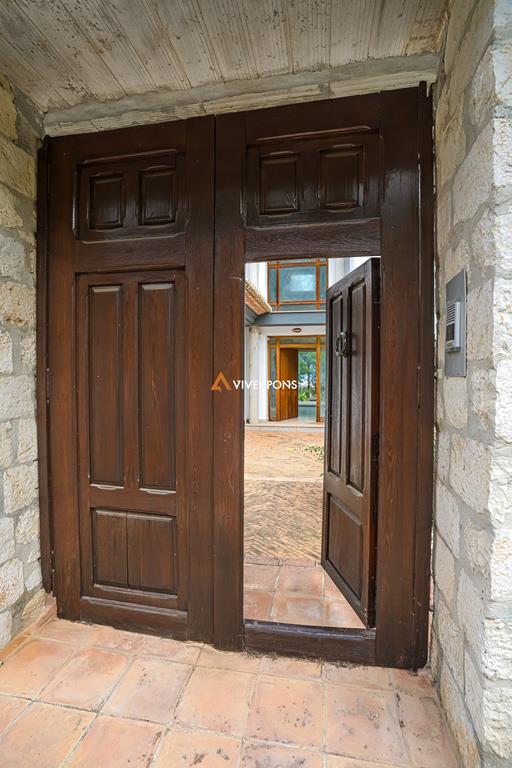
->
[[322, 258, 380, 626], [47, 119, 214, 640], [278, 348, 298, 420]]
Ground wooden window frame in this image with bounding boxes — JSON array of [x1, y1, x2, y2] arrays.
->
[[267, 258, 327, 311]]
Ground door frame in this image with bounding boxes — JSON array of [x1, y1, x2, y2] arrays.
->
[[37, 86, 434, 668], [213, 85, 434, 668]]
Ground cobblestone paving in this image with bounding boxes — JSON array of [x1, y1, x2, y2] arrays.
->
[[244, 429, 324, 560]]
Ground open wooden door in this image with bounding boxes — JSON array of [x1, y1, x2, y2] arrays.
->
[[322, 258, 380, 627], [278, 348, 298, 420]]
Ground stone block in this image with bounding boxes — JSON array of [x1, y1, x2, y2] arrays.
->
[[436, 431, 451, 484], [0, 281, 35, 327], [434, 535, 456, 607], [0, 184, 22, 228], [20, 333, 35, 373], [3, 463, 38, 515], [493, 277, 512, 359], [16, 418, 37, 463], [458, 569, 485, 652], [470, 368, 495, 432], [0, 376, 34, 420], [483, 618, 512, 681], [14, 505, 39, 545], [0, 329, 13, 374], [436, 481, 461, 556], [489, 448, 512, 526], [490, 529, 512, 602], [0, 421, 12, 468], [464, 651, 484, 742], [440, 661, 481, 768], [493, 117, 512, 189], [469, 48, 495, 127], [0, 235, 26, 282], [482, 684, 512, 759], [0, 559, 24, 611], [450, 434, 491, 512], [0, 134, 36, 200], [453, 124, 493, 226], [0, 610, 12, 647], [463, 518, 492, 581], [0, 83, 16, 140], [436, 595, 464, 681], [437, 102, 466, 189], [0, 517, 15, 566], [24, 562, 42, 592], [444, 376, 468, 428]]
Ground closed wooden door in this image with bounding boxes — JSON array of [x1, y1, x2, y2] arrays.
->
[[278, 348, 298, 420], [47, 119, 214, 640], [322, 258, 380, 626]]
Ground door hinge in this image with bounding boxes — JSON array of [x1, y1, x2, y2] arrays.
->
[[45, 368, 51, 403], [371, 434, 379, 464]]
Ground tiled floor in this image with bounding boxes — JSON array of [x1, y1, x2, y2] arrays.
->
[[244, 429, 324, 560], [0, 609, 458, 767], [244, 557, 364, 629]]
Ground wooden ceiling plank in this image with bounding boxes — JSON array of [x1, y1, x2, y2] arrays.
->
[[196, 0, 261, 81], [406, 0, 448, 54], [13, 0, 126, 101], [105, 0, 191, 90], [287, 0, 332, 72], [238, 0, 290, 79], [0, 37, 65, 111], [58, 0, 158, 94], [149, 0, 224, 87], [369, 0, 422, 59], [330, 1, 377, 66]]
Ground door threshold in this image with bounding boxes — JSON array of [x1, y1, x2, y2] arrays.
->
[[243, 619, 376, 664]]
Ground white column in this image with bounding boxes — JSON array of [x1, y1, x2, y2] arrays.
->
[[248, 325, 260, 424], [258, 333, 269, 420]]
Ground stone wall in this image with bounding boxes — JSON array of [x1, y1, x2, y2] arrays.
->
[[432, 0, 512, 766], [0, 75, 43, 647]]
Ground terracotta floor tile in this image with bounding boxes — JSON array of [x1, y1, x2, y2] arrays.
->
[[0, 638, 75, 697], [86, 625, 145, 653], [247, 676, 323, 748], [324, 574, 342, 598], [325, 685, 408, 765], [133, 635, 202, 664], [327, 757, 398, 767], [197, 645, 261, 673], [323, 664, 393, 690], [154, 727, 241, 767], [259, 655, 322, 680], [276, 565, 324, 596], [41, 648, 129, 710], [35, 619, 97, 646], [390, 669, 436, 697], [174, 667, 254, 736], [0, 701, 94, 768], [245, 563, 279, 591], [104, 658, 191, 722], [67, 715, 162, 768], [323, 599, 365, 629], [0, 633, 29, 663], [0, 693, 28, 732], [244, 589, 274, 621], [397, 692, 458, 767], [241, 741, 323, 767], [271, 593, 323, 625]]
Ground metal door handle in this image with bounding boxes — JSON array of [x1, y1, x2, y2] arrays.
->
[[335, 330, 349, 359]]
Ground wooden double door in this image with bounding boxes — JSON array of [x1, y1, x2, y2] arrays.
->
[[43, 87, 433, 667]]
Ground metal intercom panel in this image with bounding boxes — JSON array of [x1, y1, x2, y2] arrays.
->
[[445, 270, 466, 377]]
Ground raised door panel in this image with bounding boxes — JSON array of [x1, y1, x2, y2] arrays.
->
[[77, 270, 185, 614], [246, 133, 379, 228]]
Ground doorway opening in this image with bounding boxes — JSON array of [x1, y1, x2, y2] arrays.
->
[[243, 256, 378, 632]]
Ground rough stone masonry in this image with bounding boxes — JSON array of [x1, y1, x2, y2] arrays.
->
[[0, 74, 44, 647], [432, 0, 512, 766]]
